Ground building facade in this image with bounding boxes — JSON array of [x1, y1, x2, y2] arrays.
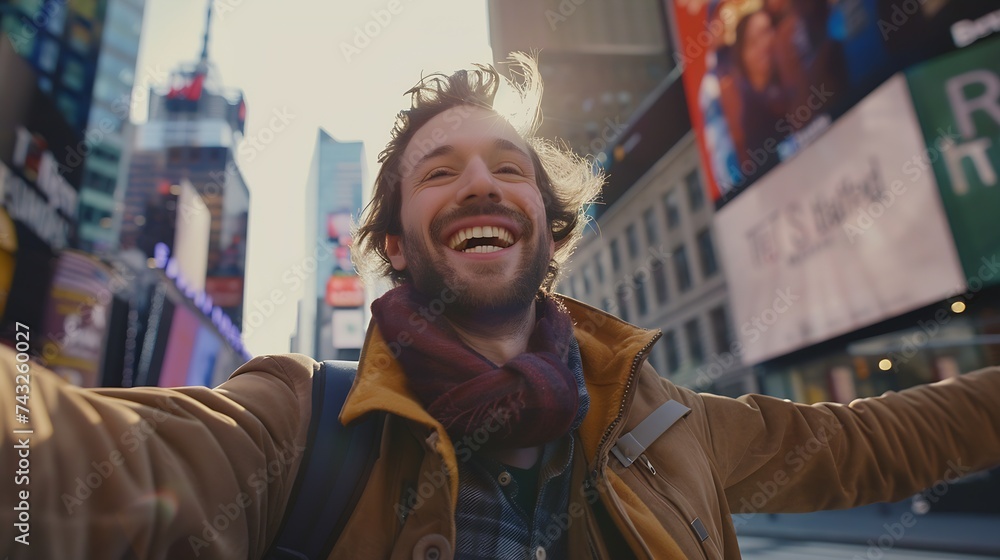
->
[[487, 0, 673, 162], [560, 130, 753, 396], [119, 51, 250, 326], [76, 0, 146, 254], [294, 130, 366, 361]]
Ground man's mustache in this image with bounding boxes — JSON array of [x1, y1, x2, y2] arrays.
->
[[429, 201, 533, 241]]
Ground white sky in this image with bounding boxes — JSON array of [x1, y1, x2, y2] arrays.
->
[[132, 0, 494, 355]]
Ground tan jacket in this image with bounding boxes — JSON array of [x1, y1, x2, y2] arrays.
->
[[1, 298, 998, 559]]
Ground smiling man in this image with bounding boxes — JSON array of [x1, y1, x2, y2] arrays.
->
[[1, 57, 1000, 560]]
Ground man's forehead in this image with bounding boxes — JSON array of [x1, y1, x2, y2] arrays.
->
[[400, 106, 528, 176]]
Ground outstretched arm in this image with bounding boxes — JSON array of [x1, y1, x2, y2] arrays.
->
[[694, 367, 1000, 513], [0, 346, 317, 559]]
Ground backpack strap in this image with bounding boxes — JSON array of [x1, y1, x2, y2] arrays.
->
[[264, 360, 384, 560], [611, 399, 691, 468]]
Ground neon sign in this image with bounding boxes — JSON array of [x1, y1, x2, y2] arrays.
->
[[154, 242, 250, 360]]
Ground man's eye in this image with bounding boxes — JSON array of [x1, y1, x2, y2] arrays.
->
[[495, 165, 523, 175], [424, 168, 453, 180]]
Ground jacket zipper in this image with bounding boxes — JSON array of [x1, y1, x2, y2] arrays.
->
[[630, 453, 714, 560], [592, 331, 661, 468], [590, 332, 661, 559]]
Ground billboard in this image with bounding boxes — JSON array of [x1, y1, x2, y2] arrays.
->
[[669, 0, 1000, 206], [0, 208, 17, 321], [326, 211, 353, 245], [173, 180, 211, 291], [40, 250, 114, 387], [157, 306, 224, 388], [331, 308, 366, 349], [204, 276, 244, 308], [325, 273, 364, 308], [157, 305, 200, 387], [906, 37, 1000, 288], [714, 75, 965, 364]]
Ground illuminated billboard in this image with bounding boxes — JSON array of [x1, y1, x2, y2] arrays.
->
[[906, 37, 1000, 288], [40, 250, 114, 387], [669, 0, 1000, 206], [714, 74, 965, 364], [325, 273, 364, 308]]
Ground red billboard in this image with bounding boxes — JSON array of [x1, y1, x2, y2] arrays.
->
[[325, 274, 364, 308], [205, 276, 244, 308]]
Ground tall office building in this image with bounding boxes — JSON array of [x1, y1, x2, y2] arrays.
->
[[487, 0, 673, 161], [76, 0, 146, 254], [0, 0, 107, 353], [294, 130, 365, 360], [0, 0, 108, 131], [119, 2, 249, 325]]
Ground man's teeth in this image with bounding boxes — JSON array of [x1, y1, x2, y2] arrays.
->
[[447, 226, 515, 252]]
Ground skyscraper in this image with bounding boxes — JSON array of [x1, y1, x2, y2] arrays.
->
[[487, 0, 673, 162], [76, 0, 147, 254], [0, 0, 108, 352], [0, 0, 108, 130], [294, 129, 365, 360], [119, 1, 249, 325]]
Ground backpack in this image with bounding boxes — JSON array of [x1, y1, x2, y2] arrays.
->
[[263, 360, 384, 560]]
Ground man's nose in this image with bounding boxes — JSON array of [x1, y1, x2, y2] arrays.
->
[[455, 158, 501, 204]]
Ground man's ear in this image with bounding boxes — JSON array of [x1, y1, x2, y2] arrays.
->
[[386, 234, 407, 272]]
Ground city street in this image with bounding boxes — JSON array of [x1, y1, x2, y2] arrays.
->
[[735, 500, 1000, 560], [738, 536, 1000, 560]]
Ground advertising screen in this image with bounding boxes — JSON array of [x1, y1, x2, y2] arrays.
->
[[714, 74, 965, 364], [40, 250, 113, 387], [325, 273, 364, 308], [186, 326, 222, 387], [331, 308, 366, 350], [906, 37, 1000, 288], [157, 304, 200, 387], [669, 0, 1000, 206]]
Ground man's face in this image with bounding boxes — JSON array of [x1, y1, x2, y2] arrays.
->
[[386, 105, 554, 314]]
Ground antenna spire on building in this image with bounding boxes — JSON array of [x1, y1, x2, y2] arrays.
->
[[199, 0, 213, 66]]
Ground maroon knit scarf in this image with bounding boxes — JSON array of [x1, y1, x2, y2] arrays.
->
[[369, 284, 579, 449]]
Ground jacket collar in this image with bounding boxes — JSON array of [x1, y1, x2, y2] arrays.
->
[[339, 295, 661, 502]]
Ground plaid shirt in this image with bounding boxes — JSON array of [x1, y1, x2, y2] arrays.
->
[[453, 338, 589, 560]]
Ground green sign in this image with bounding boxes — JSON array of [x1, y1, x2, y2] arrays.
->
[[907, 38, 1000, 289]]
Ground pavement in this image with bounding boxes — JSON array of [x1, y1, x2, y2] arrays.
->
[[735, 501, 1000, 557], [737, 536, 1000, 559]]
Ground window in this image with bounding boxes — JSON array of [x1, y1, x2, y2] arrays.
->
[[672, 245, 692, 292], [595, 252, 605, 284], [626, 224, 639, 259], [610, 238, 621, 271], [651, 257, 669, 304], [647, 346, 659, 373], [685, 318, 705, 365], [616, 283, 630, 323], [664, 190, 681, 230], [709, 306, 733, 354], [582, 264, 592, 296], [685, 169, 705, 211], [697, 228, 719, 278], [61, 59, 87, 92], [664, 330, 680, 374], [602, 297, 612, 313], [643, 207, 658, 245], [634, 273, 648, 316]]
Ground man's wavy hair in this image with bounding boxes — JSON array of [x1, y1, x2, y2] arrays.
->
[[353, 53, 603, 292]]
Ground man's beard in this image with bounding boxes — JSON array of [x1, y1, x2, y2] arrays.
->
[[400, 203, 550, 319]]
